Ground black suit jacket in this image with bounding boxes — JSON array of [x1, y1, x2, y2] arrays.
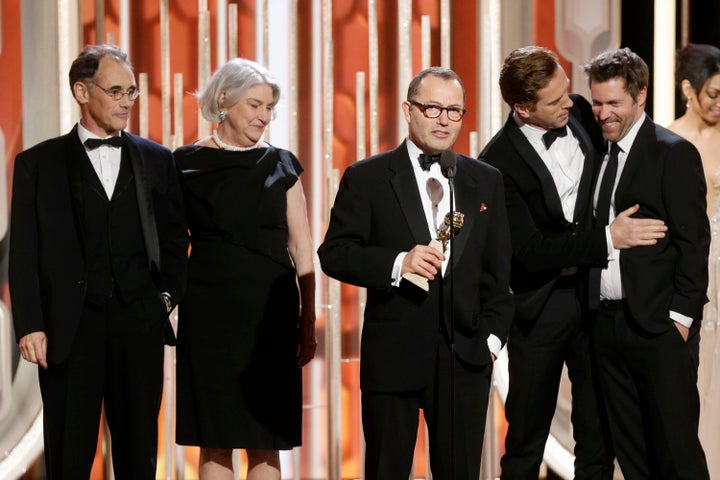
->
[[611, 117, 709, 333], [479, 94, 608, 321], [10, 126, 189, 362], [318, 142, 513, 392]]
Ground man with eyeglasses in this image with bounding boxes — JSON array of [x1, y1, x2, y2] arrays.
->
[[479, 46, 667, 479], [319, 67, 513, 478], [10, 44, 188, 479]]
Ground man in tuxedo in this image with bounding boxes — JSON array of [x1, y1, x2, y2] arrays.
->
[[480, 46, 667, 479], [584, 47, 710, 479], [318, 67, 513, 479], [10, 44, 188, 479]]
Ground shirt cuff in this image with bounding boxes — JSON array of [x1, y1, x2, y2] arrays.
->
[[487, 334, 502, 359], [669, 310, 694, 328], [604, 226, 614, 259], [391, 252, 408, 287]]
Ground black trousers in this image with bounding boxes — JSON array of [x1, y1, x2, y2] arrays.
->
[[39, 293, 165, 480], [592, 300, 709, 480], [501, 285, 613, 480], [361, 337, 492, 480]]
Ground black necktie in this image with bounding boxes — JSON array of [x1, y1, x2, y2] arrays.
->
[[589, 142, 621, 309], [419, 153, 440, 171], [542, 126, 568, 149], [595, 142, 621, 226], [84, 136, 125, 149]]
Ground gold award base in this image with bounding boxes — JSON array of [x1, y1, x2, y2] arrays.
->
[[400, 238, 444, 292]]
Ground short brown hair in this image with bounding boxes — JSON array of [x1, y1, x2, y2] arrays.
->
[[499, 46, 560, 109], [583, 47, 648, 102], [68, 44, 132, 92]]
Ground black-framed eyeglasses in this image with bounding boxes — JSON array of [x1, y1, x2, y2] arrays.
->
[[92, 83, 141, 101], [409, 100, 466, 122]]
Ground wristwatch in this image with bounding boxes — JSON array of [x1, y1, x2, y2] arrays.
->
[[161, 292, 173, 313]]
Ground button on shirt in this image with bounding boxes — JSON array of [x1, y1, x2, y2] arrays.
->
[[593, 112, 693, 328], [519, 120, 584, 223], [78, 122, 122, 198]]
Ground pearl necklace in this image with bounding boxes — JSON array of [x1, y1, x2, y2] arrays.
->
[[212, 129, 259, 151]]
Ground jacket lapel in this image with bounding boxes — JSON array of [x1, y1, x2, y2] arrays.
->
[[65, 128, 87, 258], [448, 156, 476, 270], [567, 114, 598, 224], [389, 144, 433, 245], [615, 117, 654, 206], [123, 133, 161, 270], [504, 114, 566, 221]]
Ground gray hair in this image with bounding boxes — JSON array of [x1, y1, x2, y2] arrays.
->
[[198, 58, 281, 123]]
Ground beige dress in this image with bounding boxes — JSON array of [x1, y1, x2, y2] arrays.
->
[[699, 166, 720, 478]]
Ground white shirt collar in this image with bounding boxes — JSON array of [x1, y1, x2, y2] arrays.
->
[[77, 120, 123, 144], [614, 112, 646, 154]]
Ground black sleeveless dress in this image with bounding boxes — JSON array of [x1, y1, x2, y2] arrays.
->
[[174, 144, 303, 449]]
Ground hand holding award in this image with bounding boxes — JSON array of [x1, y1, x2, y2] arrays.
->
[[401, 211, 464, 291]]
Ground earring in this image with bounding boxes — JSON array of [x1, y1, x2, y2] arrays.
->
[[219, 110, 227, 122]]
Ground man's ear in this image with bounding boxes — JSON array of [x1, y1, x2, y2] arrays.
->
[[73, 81, 90, 105], [514, 103, 530, 120]]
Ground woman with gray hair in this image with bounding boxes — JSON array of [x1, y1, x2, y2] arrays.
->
[[174, 58, 316, 480]]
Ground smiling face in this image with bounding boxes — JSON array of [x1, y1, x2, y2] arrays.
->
[[74, 56, 136, 137], [402, 75, 464, 155], [218, 83, 275, 147], [687, 73, 720, 125], [590, 77, 646, 143], [515, 65, 574, 130]]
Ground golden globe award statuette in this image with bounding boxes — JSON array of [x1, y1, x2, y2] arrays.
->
[[401, 211, 464, 291]]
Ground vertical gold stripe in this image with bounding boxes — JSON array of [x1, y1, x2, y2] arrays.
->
[[421, 15, 431, 70], [440, 0, 451, 67], [368, 0, 379, 155], [477, 0, 503, 148], [119, 0, 130, 56], [95, 0, 104, 44], [356, 72, 366, 161], [58, 0, 80, 134], [289, 0, 298, 154], [397, 0, 412, 144], [216, 0, 228, 66], [160, 0, 171, 146], [469, 131, 479, 158], [139, 73, 149, 138], [173, 73, 184, 149], [198, 10, 211, 138], [355, 70, 367, 474], [321, 0, 341, 476], [228, 3, 238, 59], [680, 0, 690, 46]]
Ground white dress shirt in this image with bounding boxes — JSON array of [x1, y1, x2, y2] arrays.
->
[[519, 119, 584, 223], [78, 121, 123, 198], [389, 139, 502, 357], [593, 113, 693, 328]]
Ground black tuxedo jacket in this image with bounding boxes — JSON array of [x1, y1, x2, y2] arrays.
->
[[10, 126, 189, 362], [318, 142, 513, 392], [479, 94, 608, 321], [611, 117, 709, 333]]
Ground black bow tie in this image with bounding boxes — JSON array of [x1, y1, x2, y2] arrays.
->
[[542, 126, 568, 149], [84, 136, 125, 149], [419, 153, 440, 171]]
